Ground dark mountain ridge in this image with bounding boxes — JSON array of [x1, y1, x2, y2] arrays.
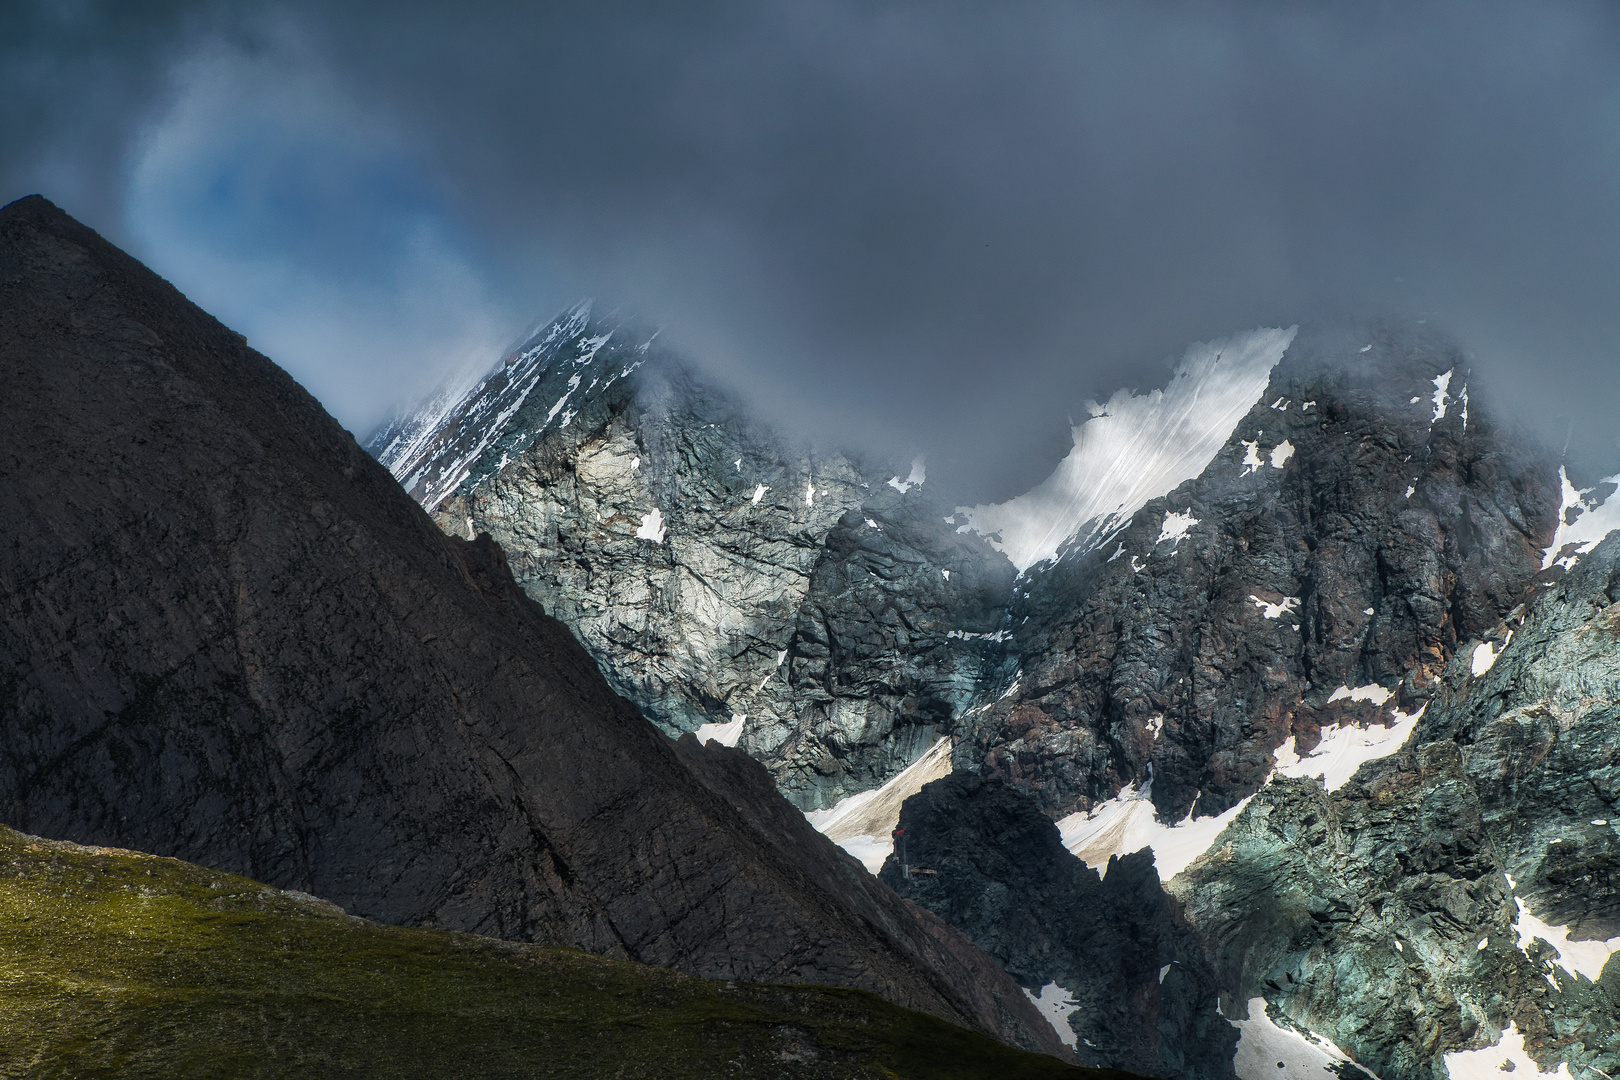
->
[[0, 194, 1063, 1055]]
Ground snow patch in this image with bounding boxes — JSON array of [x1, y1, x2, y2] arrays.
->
[[1107, 542, 1127, 562], [804, 737, 954, 874], [1272, 706, 1423, 793], [1471, 633, 1511, 677], [1057, 779, 1252, 882], [1270, 440, 1295, 468], [1250, 595, 1300, 620], [956, 327, 1295, 570], [804, 480, 816, 507], [751, 484, 770, 506], [1444, 1024, 1572, 1080], [1431, 369, 1454, 424], [1404, 484, 1415, 499], [1022, 983, 1079, 1048], [1541, 465, 1620, 571], [694, 713, 746, 747], [1511, 893, 1620, 982], [1234, 997, 1375, 1080], [1327, 683, 1393, 706], [864, 517, 881, 530], [1241, 439, 1263, 475], [635, 507, 666, 543], [1157, 511, 1198, 547], [630, 456, 640, 471], [887, 456, 927, 493]]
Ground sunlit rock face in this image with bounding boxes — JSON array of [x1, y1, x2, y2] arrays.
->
[[371, 304, 1014, 810]]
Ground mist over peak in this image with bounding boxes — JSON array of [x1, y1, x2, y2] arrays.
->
[[5, 2, 1620, 499]]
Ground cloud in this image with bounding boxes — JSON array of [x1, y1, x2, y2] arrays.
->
[[7, 1, 1620, 491], [122, 34, 508, 436]]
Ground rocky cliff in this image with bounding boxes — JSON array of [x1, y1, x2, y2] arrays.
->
[[367, 281, 1598, 1080], [1168, 530, 1620, 1079], [0, 194, 1063, 1055], [880, 773, 1236, 1080], [372, 307, 1014, 810], [963, 325, 1558, 823]]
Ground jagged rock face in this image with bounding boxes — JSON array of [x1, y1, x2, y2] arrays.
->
[[879, 774, 1236, 1080], [962, 327, 1559, 822], [0, 195, 1067, 1056], [374, 310, 1012, 809], [1169, 534, 1620, 1080]]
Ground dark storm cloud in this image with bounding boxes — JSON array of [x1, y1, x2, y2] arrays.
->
[[7, 2, 1620, 498]]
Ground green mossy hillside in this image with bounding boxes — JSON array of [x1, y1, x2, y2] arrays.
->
[[0, 825, 1136, 1080]]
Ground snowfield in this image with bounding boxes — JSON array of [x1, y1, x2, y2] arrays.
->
[[955, 326, 1296, 571], [803, 738, 954, 874]]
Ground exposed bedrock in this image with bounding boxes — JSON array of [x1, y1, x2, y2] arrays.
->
[[963, 325, 1560, 823], [393, 317, 1014, 810], [1168, 533, 1620, 1080]]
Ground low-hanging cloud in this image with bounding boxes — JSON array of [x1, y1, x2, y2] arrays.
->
[[7, 1, 1620, 499]]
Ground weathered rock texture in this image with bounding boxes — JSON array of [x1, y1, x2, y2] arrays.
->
[[964, 326, 1559, 822], [0, 194, 1064, 1055], [372, 307, 1013, 809], [1170, 533, 1620, 1080], [879, 773, 1236, 1080]]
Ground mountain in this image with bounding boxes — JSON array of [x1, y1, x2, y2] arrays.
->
[[372, 296, 1617, 1078], [370, 304, 1015, 811], [0, 823, 1122, 1079], [1170, 529, 1620, 1079], [0, 194, 1066, 1057]]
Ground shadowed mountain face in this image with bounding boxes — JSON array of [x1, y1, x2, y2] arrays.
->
[[0, 195, 1063, 1056], [880, 773, 1237, 1080]]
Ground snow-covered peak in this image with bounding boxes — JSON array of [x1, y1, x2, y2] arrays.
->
[[955, 327, 1296, 571], [368, 301, 653, 511]]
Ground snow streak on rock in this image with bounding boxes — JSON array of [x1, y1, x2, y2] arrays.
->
[[368, 301, 644, 511], [956, 327, 1296, 571]]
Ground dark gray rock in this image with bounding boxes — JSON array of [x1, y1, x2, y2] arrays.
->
[[879, 773, 1235, 1080], [0, 194, 1066, 1057], [963, 325, 1559, 823]]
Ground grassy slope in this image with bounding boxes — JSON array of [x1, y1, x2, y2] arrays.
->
[[0, 826, 1140, 1080]]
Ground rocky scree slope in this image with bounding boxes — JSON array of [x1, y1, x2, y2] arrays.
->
[[0, 824, 1128, 1080], [371, 306, 1014, 810], [0, 195, 1063, 1055], [1168, 529, 1620, 1080], [963, 326, 1559, 824]]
